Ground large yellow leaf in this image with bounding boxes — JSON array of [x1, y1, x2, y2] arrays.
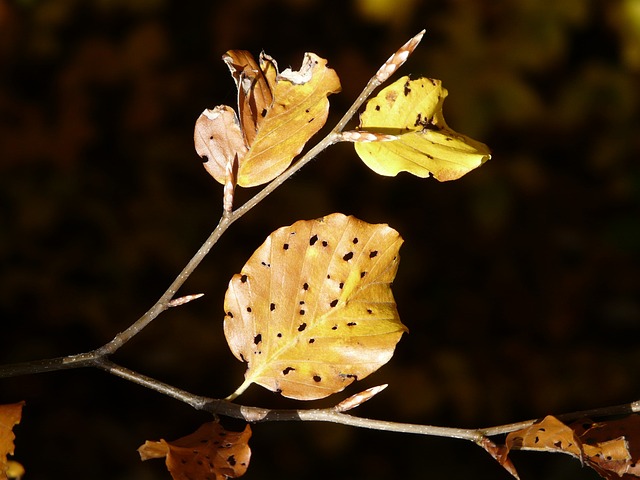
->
[[224, 213, 407, 400], [354, 76, 491, 181], [237, 53, 341, 187]]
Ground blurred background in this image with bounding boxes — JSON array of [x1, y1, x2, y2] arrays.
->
[[1, 0, 639, 478]]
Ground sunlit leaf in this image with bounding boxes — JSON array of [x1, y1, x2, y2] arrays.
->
[[353, 76, 491, 181], [237, 52, 341, 187], [195, 50, 340, 188], [506, 416, 583, 459], [223, 50, 275, 147], [194, 106, 247, 185], [138, 422, 251, 480], [224, 213, 407, 400], [0, 402, 24, 480]]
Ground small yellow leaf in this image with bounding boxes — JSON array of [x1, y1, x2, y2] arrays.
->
[[237, 52, 341, 187], [138, 422, 251, 480], [353, 76, 491, 181], [224, 213, 406, 400]]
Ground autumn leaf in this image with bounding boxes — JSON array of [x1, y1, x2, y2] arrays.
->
[[504, 415, 640, 480], [138, 422, 251, 480], [195, 50, 341, 188], [351, 76, 491, 181], [0, 402, 24, 480], [224, 213, 407, 400]]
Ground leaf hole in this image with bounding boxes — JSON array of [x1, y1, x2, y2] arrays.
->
[[330, 299, 338, 308], [347, 322, 357, 327], [253, 334, 262, 345], [277, 332, 282, 338], [369, 250, 378, 258], [299, 309, 305, 315], [246, 307, 252, 313], [309, 234, 318, 246], [261, 261, 271, 267], [313, 375, 322, 382], [260, 108, 268, 117], [331, 325, 338, 330], [303, 282, 309, 291], [375, 105, 381, 111], [361, 271, 367, 278], [270, 303, 276, 311], [322, 240, 328, 247], [283, 243, 289, 250], [226, 311, 234, 318], [299, 300, 305, 305], [339, 282, 344, 289], [352, 237, 359, 244], [343, 252, 354, 261], [240, 274, 248, 283], [309, 338, 315, 343], [298, 322, 307, 331], [239, 353, 246, 362], [282, 367, 295, 375], [367, 308, 373, 314]]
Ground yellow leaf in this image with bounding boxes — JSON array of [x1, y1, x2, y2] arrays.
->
[[354, 76, 491, 181], [195, 51, 340, 188], [138, 422, 251, 480], [237, 52, 341, 187], [224, 213, 407, 400]]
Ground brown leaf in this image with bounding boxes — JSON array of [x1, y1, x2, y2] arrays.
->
[[573, 415, 640, 478], [194, 106, 248, 185], [223, 50, 275, 146], [0, 402, 24, 480], [478, 436, 520, 479], [506, 415, 583, 459], [224, 213, 407, 400], [138, 422, 251, 480]]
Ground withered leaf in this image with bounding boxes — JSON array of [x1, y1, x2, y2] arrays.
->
[[506, 416, 583, 459], [194, 106, 248, 185], [224, 213, 407, 400], [138, 422, 251, 480], [196, 50, 340, 188], [0, 402, 24, 480]]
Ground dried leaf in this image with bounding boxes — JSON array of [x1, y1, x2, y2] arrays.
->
[[237, 52, 341, 187], [353, 76, 491, 181], [573, 415, 640, 478], [138, 422, 251, 480], [506, 416, 583, 459], [196, 51, 340, 188], [224, 213, 407, 400], [223, 50, 275, 146], [194, 106, 248, 185], [478, 436, 520, 479], [0, 402, 24, 480]]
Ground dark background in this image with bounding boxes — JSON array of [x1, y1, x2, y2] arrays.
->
[[1, 0, 639, 478]]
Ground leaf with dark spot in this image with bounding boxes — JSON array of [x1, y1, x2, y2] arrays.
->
[[224, 213, 406, 400]]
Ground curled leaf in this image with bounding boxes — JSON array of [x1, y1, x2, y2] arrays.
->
[[194, 106, 247, 185], [138, 422, 251, 480], [352, 76, 491, 181], [237, 52, 341, 187], [195, 50, 341, 188], [224, 213, 407, 400]]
